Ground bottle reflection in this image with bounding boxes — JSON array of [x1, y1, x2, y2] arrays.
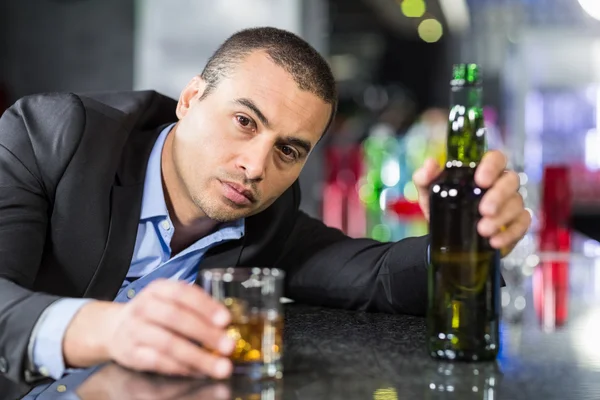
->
[[229, 377, 283, 400], [425, 362, 501, 399]]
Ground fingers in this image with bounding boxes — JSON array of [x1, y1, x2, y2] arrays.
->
[[476, 166, 529, 252], [111, 280, 236, 380], [475, 150, 508, 188], [413, 158, 442, 190], [413, 158, 443, 221], [145, 279, 231, 327], [136, 294, 235, 356], [479, 170, 520, 216], [131, 324, 232, 379], [128, 346, 194, 377], [488, 209, 531, 250], [478, 193, 523, 237]]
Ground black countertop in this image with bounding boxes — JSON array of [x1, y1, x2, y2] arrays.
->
[[26, 234, 600, 399]]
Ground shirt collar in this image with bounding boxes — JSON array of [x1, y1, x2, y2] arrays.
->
[[139, 123, 174, 220]]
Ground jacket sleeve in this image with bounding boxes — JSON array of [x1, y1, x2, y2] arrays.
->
[[0, 94, 85, 385], [276, 210, 430, 316]]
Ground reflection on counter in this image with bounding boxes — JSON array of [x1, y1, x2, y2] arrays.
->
[[229, 378, 283, 400], [373, 386, 399, 400], [74, 363, 284, 400], [425, 362, 501, 400]]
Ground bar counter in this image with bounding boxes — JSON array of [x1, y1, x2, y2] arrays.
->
[[25, 233, 600, 400]]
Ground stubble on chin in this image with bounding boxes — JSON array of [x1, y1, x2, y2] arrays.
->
[[191, 194, 249, 223]]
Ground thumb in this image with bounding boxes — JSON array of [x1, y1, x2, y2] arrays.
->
[[413, 158, 442, 219]]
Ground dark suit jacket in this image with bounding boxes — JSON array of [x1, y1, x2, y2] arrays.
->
[[0, 91, 428, 397]]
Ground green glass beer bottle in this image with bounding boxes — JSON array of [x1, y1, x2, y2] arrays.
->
[[427, 64, 501, 361]]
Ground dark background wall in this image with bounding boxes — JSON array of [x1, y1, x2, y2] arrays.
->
[[0, 0, 134, 104]]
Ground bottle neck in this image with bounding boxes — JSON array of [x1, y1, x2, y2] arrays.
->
[[446, 85, 486, 167]]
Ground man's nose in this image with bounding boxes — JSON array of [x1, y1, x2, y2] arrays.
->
[[235, 138, 271, 181]]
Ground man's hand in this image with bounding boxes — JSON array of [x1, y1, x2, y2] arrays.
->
[[413, 150, 531, 255], [63, 279, 235, 379]]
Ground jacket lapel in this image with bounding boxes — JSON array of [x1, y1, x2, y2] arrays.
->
[[79, 125, 164, 300], [75, 93, 178, 299], [83, 184, 144, 300]]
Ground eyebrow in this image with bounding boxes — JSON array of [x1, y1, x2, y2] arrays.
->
[[279, 136, 312, 155], [234, 98, 271, 129], [234, 97, 313, 155]]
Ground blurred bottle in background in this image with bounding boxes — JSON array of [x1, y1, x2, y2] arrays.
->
[[322, 100, 368, 238], [534, 165, 572, 330]]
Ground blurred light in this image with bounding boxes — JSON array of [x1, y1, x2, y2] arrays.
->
[[367, 170, 378, 185], [372, 224, 392, 242], [579, 0, 600, 21], [583, 240, 600, 258], [400, 0, 426, 18], [572, 307, 600, 371], [359, 184, 377, 204], [585, 130, 600, 170], [418, 19, 443, 43], [518, 172, 529, 186], [439, 0, 470, 33], [329, 54, 359, 81], [526, 254, 540, 268], [595, 259, 600, 295], [403, 181, 419, 202], [380, 188, 390, 211], [501, 290, 510, 307], [514, 296, 526, 311], [382, 159, 401, 187], [364, 86, 389, 111]]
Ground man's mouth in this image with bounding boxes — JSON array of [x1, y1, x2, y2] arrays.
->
[[219, 180, 256, 206]]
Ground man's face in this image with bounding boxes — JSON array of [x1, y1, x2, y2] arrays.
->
[[170, 51, 331, 222]]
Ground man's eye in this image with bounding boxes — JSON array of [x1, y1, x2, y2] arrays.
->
[[280, 145, 298, 160], [236, 115, 255, 129]]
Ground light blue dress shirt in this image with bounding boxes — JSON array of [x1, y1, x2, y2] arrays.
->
[[26, 123, 245, 396]]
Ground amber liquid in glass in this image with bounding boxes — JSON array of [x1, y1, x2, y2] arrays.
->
[[223, 298, 283, 367]]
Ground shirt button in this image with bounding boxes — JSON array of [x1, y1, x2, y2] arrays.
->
[[161, 220, 171, 230], [0, 357, 8, 373], [57, 384, 67, 392], [127, 289, 136, 299], [39, 366, 50, 377]]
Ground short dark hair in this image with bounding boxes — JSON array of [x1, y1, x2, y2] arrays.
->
[[200, 27, 337, 137]]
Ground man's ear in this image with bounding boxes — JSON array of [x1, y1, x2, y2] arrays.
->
[[176, 75, 207, 119]]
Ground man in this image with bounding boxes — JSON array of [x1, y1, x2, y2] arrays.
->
[[0, 27, 530, 395]]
